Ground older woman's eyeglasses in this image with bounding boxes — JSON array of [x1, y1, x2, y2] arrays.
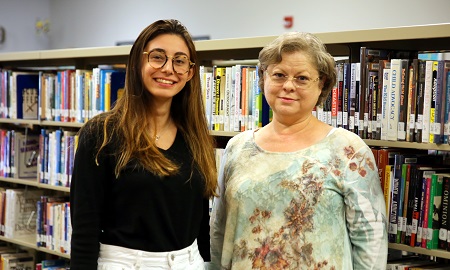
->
[[143, 50, 195, 75], [267, 72, 320, 89]]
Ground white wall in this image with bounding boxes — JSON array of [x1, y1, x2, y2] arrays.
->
[[1, 0, 450, 52], [0, 0, 51, 52]]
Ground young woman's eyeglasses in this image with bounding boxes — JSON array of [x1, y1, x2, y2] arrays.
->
[[143, 50, 195, 75], [267, 72, 320, 89]]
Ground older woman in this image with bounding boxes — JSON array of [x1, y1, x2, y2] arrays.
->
[[210, 32, 387, 270]]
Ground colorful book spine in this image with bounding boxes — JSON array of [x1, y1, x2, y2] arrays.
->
[[427, 173, 444, 249]]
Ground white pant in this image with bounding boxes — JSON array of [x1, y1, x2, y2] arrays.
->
[[97, 239, 205, 270]]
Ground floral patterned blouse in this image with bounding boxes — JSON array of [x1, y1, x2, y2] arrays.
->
[[210, 128, 388, 270]]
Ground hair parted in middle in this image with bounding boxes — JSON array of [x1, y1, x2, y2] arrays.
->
[[84, 19, 217, 198]]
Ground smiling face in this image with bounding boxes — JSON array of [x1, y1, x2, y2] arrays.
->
[[141, 33, 194, 101], [264, 51, 322, 123]]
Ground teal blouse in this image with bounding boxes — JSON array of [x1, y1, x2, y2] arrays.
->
[[210, 128, 388, 270]]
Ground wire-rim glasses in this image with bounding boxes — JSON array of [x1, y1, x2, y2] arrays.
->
[[266, 70, 320, 89], [143, 49, 195, 75]]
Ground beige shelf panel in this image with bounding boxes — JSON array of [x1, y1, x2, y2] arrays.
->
[[1, 23, 449, 66], [389, 243, 450, 259], [0, 235, 70, 259]]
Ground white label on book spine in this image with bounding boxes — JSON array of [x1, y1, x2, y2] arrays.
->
[[439, 228, 447, 240], [389, 222, 397, 234]]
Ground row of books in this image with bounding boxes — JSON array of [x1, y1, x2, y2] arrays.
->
[[1, 55, 449, 146], [0, 247, 69, 270], [36, 195, 71, 255], [0, 246, 35, 270], [0, 187, 71, 255], [387, 255, 450, 269], [200, 65, 270, 132], [0, 188, 45, 239], [39, 129, 78, 187], [0, 127, 78, 188], [372, 147, 450, 250], [321, 55, 450, 144], [0, 129, 39, 179], [0, 67, 125, 123]]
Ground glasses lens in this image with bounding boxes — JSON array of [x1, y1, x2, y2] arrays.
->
[[269, 73, 312, 89], [147, 51, 167, 69], [172, 55, 191, 74]]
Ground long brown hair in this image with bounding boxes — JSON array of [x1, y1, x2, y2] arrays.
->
[[84, 19, 217, 197]]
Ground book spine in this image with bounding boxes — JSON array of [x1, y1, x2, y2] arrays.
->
[[380, 68, 391, 140], [421, 61, 433, 143], [367, 70, 377, 139], [388, 59, 401, 141], [370, 68, 379, 139], [429, 61, 439, 143], [421, 173, 433, 248], [342, 62, 350, 130], [416, 173, 427, 246], [405, 164, 417, 245], [399, 164, 410, 244], [234, 65, 242, 132], [426, 174, 438, 249], [397, 59, 409, 141], [429, 174, 444, 249], [224, 66, 232, 131], [432, 60, 445, 144], [414, 60, 426, 143], [213, 66, 221, 131], [389, 165, 400, 243], [444, 63, 450, 144], [439, 175, 450, 250], [407, 61, 417, 142], [393, 154, 405, 243], [384, 165, 393, 217]]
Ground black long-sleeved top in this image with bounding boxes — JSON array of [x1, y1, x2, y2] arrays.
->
[[69, 122, 210, 269]]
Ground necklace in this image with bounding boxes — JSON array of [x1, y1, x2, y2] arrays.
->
[[155, 119, 172, 141]]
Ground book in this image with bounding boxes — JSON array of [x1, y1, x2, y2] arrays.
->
[[4, 188, 45, 238], [342, 62, 351, 130], [428, 61, 439, 143], [421, 61, 434, 143], [10, 72, 40, 119], [414, 60, 427, 142], [0, 188, 6, 236], [443, 62, 450, 144], [438, 174, 450, 250], [397, 59, 410, 141], [368, 67, 378, 139], [349, 62, 360, 133], [431, 60, 448, 144], [107, 69, 125, 111], [13, 132, 40, 178], [427, 173, 447, 249], [213, 66, 224, 131], [380, 67, 391, 140], [388, 59, 402, 141], [384, 164, 394, 217], [406, 60, 418, 142]]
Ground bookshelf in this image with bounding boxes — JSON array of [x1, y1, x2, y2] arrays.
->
[[0, 22, 449, 261]]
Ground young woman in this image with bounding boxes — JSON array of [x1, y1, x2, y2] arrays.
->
[[70, 19, 217, 270]]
